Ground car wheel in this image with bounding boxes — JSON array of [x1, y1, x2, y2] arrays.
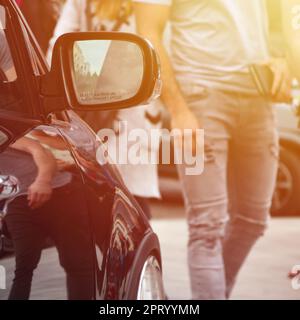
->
[[136, 255, 165, 300], [271, 147, 300, 216]]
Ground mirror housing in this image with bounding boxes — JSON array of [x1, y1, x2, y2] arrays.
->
[[42, 32, 161, 113]]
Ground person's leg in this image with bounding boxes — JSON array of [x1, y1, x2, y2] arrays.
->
[[47, 181, 95, 300], [5, 197, 45, 300], [223, 96, 279, 298], [177, 88, 235, 300]]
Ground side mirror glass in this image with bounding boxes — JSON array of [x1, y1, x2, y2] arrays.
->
[[46, 32, 161, 112], [73, 40, 144, 105]]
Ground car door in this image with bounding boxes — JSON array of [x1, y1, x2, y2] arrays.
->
[[0, 1, 97, 300]]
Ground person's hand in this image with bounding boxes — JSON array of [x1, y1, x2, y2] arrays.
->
[[28, 180, 53, 209], [171, 108, 202, 155], [266, 58, 292, 103]]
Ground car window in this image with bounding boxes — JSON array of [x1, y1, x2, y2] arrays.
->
[[0, 30, 15, 80], [17, 15, 46, 76], [0, 5, 24, 114]]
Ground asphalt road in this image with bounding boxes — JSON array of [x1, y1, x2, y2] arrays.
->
[[1, 201, 300, 300], [150, 202, 300, 300], [0, 247, 67, 300]]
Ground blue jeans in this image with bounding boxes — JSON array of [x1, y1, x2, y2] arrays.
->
[[176, 87, 279, 299]]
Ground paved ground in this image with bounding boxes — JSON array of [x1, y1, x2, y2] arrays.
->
[[1, 201, 300, 300], [150, 202, 300, 300]]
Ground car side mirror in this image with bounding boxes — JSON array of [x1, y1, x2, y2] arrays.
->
[[42, 32, 161, 113]]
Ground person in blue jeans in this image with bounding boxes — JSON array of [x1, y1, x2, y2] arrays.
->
[[134, 0, 291, 299]]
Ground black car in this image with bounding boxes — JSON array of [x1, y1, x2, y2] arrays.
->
[[0, 0, 164, 300]]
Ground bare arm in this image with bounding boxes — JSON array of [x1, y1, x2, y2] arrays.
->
[[282, 0, 300, 82], [133, 3, 200, 131], [12, 137, 57, 183], [31, 130, 68, 151], [11, 137, 57, 208]]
